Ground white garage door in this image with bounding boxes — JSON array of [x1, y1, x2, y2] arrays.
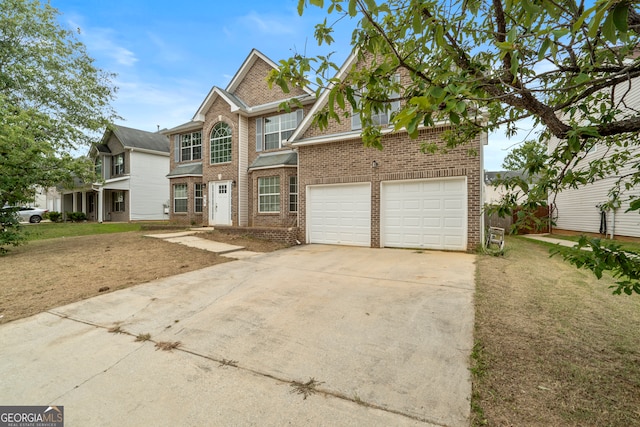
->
[[307, 183, 371, 246], [381, 178, 467, 250]]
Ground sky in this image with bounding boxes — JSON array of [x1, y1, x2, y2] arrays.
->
[[49, 0, 524, 170]]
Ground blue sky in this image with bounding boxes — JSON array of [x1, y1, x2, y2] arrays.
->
[[49, 0, 520, 170]]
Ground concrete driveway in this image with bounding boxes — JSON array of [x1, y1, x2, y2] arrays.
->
[[0, 245, 475, 426]]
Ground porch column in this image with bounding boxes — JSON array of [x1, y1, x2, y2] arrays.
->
[[97, 187, 104, 223], [72, 192, 77, 212], [82, 192, 87, 215]]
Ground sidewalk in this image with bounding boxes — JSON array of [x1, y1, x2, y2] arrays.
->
[[522, 234, 580, 248], [145, 230, 264, 259]]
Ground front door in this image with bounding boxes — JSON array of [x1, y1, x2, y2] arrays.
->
[[209, 181, 231, 225]]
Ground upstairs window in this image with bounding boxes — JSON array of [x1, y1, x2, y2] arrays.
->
[[174, 131, 202, 163], [352, 74, 401, 130], [256, 110, 303, 152], [113, 153, 125, 176], [95, 157, 102, 179], [210, 122, 232, 164]]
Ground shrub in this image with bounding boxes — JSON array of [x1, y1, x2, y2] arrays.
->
[[47, 211, 62, 222], [68, 211, 87, 222]]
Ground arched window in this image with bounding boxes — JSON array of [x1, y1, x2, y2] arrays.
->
[[210, 122, 232, 164]]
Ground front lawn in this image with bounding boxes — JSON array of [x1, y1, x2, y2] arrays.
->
[[473, 236, 640, 426], [24, 222, 145, 241]]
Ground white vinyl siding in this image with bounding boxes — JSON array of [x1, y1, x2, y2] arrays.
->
[[128, 151, 170, 221]]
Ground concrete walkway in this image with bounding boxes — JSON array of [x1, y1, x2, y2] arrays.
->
[[0, 245, 475, 426], [146, 230, 264, 259], [523, 234, 588, 248]]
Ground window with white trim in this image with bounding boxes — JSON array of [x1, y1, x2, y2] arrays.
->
[[112, 191, 125, 212], [258, 176, 280, 213], [289, 176, 298, 212], [256, 110, 303, 152], [174, 184, 187, 213], [180, 131, 202, 162], [210, 122, 232, 164], [113, 153, 125, 175], [352, 74, 401, 130], [95, 157, 102, 179], [194, 183, 204, 213]]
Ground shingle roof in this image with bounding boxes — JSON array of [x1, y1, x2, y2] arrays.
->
[[95, 144, 111, 153], [248, 151, 298, 170], [112, 125, 170, 153], [167, 162, 203, 177]]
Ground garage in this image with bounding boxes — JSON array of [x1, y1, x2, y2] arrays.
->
[[307, 183, 371, 246], [381, 177, 467, 250]]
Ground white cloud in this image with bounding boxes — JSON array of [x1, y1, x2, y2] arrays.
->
[[238, 11, 297, 35], [66, 16, 138, 67]]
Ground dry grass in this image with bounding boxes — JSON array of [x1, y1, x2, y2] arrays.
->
[[473, 236, 640, 426], [0, 230, 285, 324]]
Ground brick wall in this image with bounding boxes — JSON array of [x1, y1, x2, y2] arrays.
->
[[234, 58, 308, 107], [297, 126, 482, 251], [169, 177, 205, 226], [213, 225, 299, 246], [249, 168, 298, 228]]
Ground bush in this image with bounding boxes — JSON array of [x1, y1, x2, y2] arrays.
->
[[47, 211, 62, 222], [67, 211, 87, 222]]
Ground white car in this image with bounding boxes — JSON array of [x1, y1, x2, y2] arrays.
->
[[2, 206, 49, 223]]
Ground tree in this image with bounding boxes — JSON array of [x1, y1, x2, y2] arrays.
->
[[0, 0, 118, 252], [269, 0, 640, 293]]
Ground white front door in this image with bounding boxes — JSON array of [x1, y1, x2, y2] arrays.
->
[[209, 181, 232, 225]]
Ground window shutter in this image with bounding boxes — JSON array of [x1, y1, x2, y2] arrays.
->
[[296, 109, 303, 126], [256, 118, 263, 152], [174, 135, 180, 162]]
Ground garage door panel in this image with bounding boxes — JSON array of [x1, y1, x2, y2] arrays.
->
[[308, 183, 371, 246], [382, 178, 467, 250]]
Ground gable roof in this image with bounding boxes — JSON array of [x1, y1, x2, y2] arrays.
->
[[226, 49, 314, 96], [109, 125, 170, 153], [288, 51, 358, 144]]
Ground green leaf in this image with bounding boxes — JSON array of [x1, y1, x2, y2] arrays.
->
[[309, 0, 324, 7], [538, 38, 551, 61], [297, 0, 304, 15], [348, 0, 357, 16], [613, 2, 628, 32], [602, 11, 617, 44]]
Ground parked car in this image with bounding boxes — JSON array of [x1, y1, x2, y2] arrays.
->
[[1, 206, 49, 223]]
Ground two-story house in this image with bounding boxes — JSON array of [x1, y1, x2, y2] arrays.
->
[[165, 49, 484, 251], [62, 125, 170, 222]]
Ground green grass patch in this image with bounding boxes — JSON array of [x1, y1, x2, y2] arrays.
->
[[25, 222, 143, 241]]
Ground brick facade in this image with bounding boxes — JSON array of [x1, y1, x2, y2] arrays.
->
[[164, 49, 483, 251], [297, 127, 482, 250]]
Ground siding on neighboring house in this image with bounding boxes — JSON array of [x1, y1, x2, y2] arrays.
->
[[129, 150, 170, 220], [550, 76, 640, 238]]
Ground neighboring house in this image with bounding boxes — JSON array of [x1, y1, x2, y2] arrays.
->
[[164, 49, 485, 251], [550, 78, 640, 239], [483, 170, 527, 205], [62, 125, 170, 222]]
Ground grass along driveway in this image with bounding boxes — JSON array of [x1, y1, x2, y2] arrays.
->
[[473, 236, 640, 426]]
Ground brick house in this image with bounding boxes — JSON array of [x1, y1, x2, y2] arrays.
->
[[164, 49, 485, 250]]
